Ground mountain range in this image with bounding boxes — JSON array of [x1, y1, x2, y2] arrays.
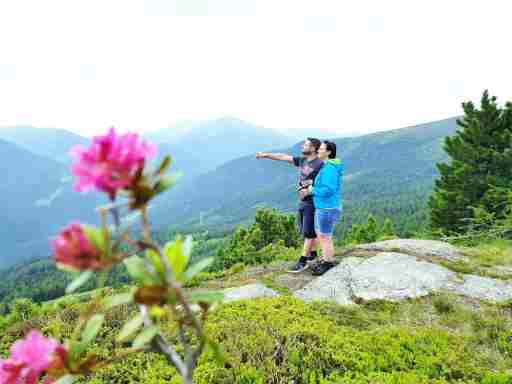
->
[[0, 138, 104, 268], [0, 126, 88, 163], [0, 118, 337, 267], [0, 116, 458, 268], [149, 117, 459, 233]]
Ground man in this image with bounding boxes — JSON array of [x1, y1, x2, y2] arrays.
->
[[256, 138, 323, 272]]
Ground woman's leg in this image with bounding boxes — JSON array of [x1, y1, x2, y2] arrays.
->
[[317, 234, 335, 262], [312, 208, 341, 275]]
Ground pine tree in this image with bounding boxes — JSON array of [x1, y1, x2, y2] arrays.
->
[[365, 215, 379, 242], [428, 90, 512, 234], [380, 217, 395, 238]]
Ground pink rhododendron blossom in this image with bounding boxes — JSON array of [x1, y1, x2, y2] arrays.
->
[[0, 358, 24, 384], [70, 127, 156, 199], [0, 330, 66, 384], [52, 222, 103, 271]]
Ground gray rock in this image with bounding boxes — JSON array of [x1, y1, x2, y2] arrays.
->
[[354, 239, 466, 262], [223, 283, 279, 302], [351, 253, 456, 301], [294, 252, 512, 304], [444, 274, 512, 302], [294, 257, 362, 305]]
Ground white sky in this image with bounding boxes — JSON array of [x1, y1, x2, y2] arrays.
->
[[0, 0, 511, 137]]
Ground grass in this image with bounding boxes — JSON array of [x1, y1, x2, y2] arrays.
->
[[435, 239, 512, 280], [461, 239, 512, 267], [260, 275, 292, 295]]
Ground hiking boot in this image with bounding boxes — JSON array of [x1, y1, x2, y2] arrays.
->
[[311, 260, 336, 276], [305, 254, 317, 265], [308, 257, 322, 270], [288, 256, 310, 273]]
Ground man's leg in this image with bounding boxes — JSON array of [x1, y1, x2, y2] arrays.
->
[[303, 237, 318, 260], [289, 205, 314, 273], [302, 203, 318, 260]]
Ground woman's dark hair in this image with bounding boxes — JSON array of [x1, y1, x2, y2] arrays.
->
[[323, 140, 336, 159], [307, 137, 321, 153]]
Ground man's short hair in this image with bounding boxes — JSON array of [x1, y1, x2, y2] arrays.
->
[[307, 137, 321, 153], [323, 140, 337, 159]]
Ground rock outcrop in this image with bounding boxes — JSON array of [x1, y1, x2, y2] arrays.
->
[[218, 239, 512, 306]]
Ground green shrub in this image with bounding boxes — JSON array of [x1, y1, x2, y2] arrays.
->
[[214, 209, 300, 270], [432, 294, 456, 314], [344, 215, 398, 245], [2, 295, 511, 383], [197, 297, 499, 382], [79, 352, 179, 384]]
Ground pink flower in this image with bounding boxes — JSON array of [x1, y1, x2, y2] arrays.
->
[[0, 358, 24, 384], [51, 222, 103, 271], [70, 127, 156, 200], [0, 330, 66, 384]]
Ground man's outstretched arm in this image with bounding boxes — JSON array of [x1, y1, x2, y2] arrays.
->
[[256, 152, 294, 164]]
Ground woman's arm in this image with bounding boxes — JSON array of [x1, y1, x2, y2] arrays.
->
[[309, 166, 337, 197]]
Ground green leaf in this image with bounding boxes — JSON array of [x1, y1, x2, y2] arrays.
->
[[132, 325, 160, 348], [82, 225, 107, 253], [66, 271, 94, 294], [124, 256, 158, 285], [103, 291, 134, 309], [82, 314, 104, 343], [117, 314, 144, 342], [67, 340, 87, 362], [54, 375, 76, 384], [164, 238, 189, 281], [186, 291, 224, 303], [155, 155, 172, 176], [145, 249, 166, 281], [184, 257, 214, 280], [154, 172, 181, 195], [206, 337, 225, 364]]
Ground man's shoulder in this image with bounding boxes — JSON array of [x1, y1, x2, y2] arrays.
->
[[293, 156, 305, 166]]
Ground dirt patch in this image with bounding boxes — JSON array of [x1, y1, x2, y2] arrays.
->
[[273, 272, 316, 291]]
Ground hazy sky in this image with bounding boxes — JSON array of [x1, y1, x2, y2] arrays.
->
[[0, 0, 511, 137]]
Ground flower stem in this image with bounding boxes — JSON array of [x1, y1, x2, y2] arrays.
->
[[140, 205, 150, 242]]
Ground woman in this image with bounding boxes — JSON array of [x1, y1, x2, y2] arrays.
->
[[301, 140, 343, 276]]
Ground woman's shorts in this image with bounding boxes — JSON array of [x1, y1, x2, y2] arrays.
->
[[314, 208, 341, 236]]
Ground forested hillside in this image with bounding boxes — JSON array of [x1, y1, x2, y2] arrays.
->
[[0, 139, 103, 267], [152, 117, 459, 235]]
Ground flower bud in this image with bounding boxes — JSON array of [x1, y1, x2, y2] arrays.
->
[[52, 223, 104, 271]]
